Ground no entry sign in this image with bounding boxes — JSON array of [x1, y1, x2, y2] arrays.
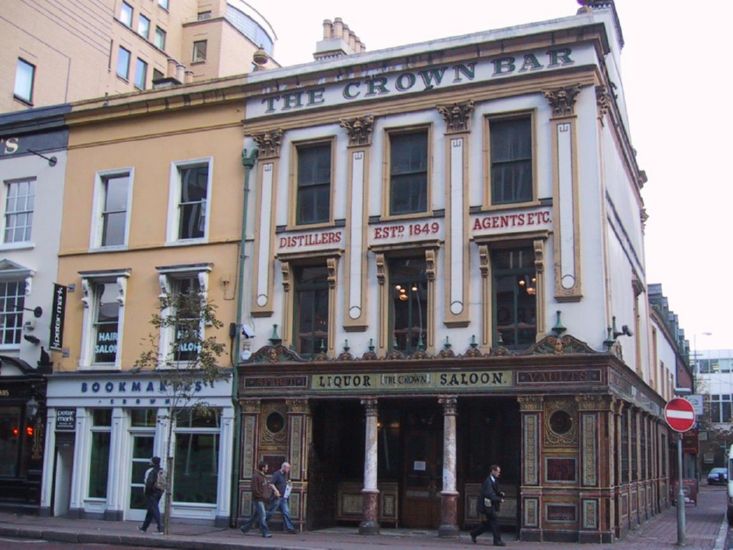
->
[[664, 397, 696, 433]]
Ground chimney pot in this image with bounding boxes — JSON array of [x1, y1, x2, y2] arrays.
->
[[322, 19, 332, 39], [175, 63, 185, 82], [333, 17, 344, 38], [184, 70, 194, 84]]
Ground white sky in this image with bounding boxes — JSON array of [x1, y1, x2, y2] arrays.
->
[[250, 0, 732, 351]]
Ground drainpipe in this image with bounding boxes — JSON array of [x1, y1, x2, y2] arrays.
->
[[230, 147, 258, 526]]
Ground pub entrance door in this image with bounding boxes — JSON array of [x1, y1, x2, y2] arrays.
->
[[400, 406, 442, 529]]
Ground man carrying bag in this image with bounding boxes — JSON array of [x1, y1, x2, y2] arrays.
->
[[471, 464, 506, 546]]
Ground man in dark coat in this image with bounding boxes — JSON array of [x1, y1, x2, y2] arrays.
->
[[240, 461, 277, 538], [139, 456, 164, 534], [471, 464, 505, 546]]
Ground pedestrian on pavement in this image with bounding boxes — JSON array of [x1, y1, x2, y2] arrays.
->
[[139, 456, 164, 534], [266, 461, 297, 533], [471, 464, 506, 546], [240, 460, 278, 538]]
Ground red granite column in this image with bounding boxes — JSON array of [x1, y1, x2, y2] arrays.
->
[[438, 396, 459, 537], [359, 398, 379, 535]]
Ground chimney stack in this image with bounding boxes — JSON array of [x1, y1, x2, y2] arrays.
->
[[314, 17, 365, 60]]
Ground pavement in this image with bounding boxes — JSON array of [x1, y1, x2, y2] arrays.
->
[[0, 485, 728, 549]]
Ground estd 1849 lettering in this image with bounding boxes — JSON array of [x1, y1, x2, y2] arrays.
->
[[374, 222, 439, 240]]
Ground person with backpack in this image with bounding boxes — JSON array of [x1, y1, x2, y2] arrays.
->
[[139, 456, 165, 534]]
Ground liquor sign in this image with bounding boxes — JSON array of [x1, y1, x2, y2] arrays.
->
[[664, 397, 696, 433], [49, 284, 67, 351], [55, 408, 76, 431]]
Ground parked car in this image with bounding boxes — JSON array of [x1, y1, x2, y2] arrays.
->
[[708, 467, 727, 485]]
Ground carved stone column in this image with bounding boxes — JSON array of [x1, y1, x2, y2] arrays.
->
[[438, 396, 459, 537], [359, 398, 379, 534]]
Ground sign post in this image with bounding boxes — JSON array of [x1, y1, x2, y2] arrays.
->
[[664, 397, 696, 546]]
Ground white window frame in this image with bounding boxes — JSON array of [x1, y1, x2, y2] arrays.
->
[[90, 168, 133, 250], [154, 27, 166, 50], [79, 269, 130, 370], [0, 261, 33, 351], [166, 157, 213, 244], [156, 264, 210, 367], [1, 178, 35, 247]]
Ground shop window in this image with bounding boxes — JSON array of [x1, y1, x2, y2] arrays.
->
[[91, 282, 120, 364], [631, 413, 638, 481], [389, 130, 428, 215], [389, 257, 427, 353], [131, 408, 157, 427], [173, 409, 219, 504], [79, 271, 129, 369], [296, 142, 331, 225], [293, 265, 328, 356], [3, 178, 35, 244], [489, 116, 533, 205], [0, 406, 21, 477], [192, 40, 207, 63], [92, 170, 130, 248], [88, 409, 112, 498], [116, 46, 131, 80], [0, 279, 25, 347], [168, 159, 211, 242], [157, 265, 210, 365], [492, 247, 536, 349], [14, 58, 35, 104]]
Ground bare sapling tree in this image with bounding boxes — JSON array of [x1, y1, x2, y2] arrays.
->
[[135, 286, 227, 534]]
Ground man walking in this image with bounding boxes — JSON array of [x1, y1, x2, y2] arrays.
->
[[240, 461, 277, 538], [266, 461, 297, 533], [471, 464, 506, 546], [139, 456, 164, 534]]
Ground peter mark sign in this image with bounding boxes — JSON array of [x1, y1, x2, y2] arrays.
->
[[664, 397, 696, 433]]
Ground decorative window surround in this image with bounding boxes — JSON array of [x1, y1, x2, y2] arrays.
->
[[78, 269, 131, 370], [156, 263, 212, 367]]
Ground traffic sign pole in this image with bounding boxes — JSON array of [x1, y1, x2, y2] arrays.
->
[[664, 397, 695, 547], [676, 433, 685, 546]]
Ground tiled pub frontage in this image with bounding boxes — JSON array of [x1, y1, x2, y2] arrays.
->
[[236, 335, 670, 542]]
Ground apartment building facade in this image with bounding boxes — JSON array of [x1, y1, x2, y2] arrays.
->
[[1, 0, 276, 113]]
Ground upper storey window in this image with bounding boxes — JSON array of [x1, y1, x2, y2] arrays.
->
[[167, 159, 212, 243], [492, 247, 536, 349], [120, 2, 133, 27], [296, 142, 331, 225], [489, 116, 533, 205], [14, 59, 35, 104], [3, 179, 34, 244], [389, 130, 428, 216]]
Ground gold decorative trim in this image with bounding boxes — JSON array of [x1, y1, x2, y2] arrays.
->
[[478, 244, 492, 349], [544, 398, 578, 448], [533, 239, 545, 337], [252, 129, 283, 159], [437, 100, 474, 133], [327, 256, 338, 354], [517, 395, 543, 412], [544, 84, 584, 117], [340, 116, 374, 147], [375, 253, 386, 352], [286, 399, 311, 415], [425, 248, 437, 351], [280, 261, 292, 345]]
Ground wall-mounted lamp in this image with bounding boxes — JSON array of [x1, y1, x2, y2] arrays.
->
[[26, 395, 39, 419], [27, 149, 57, 167]]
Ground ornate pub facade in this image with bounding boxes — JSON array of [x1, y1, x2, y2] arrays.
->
[[235, 3, 685, 543]]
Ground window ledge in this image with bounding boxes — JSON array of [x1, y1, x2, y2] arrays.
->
[[88, 245, 129, 253], [0, 242, 35, 252], [165, 239, 208, 247]]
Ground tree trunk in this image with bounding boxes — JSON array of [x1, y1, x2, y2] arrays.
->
[[164, 410, 174, 535]]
